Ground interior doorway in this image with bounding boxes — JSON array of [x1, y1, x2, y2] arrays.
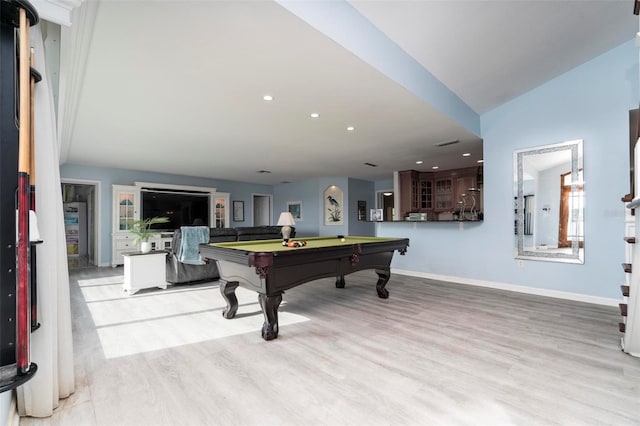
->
[[252, 194, 272, 226], [377, 190, 394, 221], [61, 180, 100, 269]]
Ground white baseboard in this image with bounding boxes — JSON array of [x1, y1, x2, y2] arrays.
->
[[392, 269, 620, 307]]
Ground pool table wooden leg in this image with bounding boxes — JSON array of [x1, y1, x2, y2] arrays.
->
[[375, 268, 390, 299], [219, 280, 239, 319], [335, 275, 345, 288], [258, 292, 282, 341]]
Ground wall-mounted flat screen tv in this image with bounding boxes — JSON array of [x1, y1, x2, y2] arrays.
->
[[141, 189, 209, 231]]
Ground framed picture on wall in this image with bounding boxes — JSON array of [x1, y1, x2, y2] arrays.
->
[[324, 185, 344, 225], [370, 209, 383, 221], [287, 201, 302, 221], [233, 200, 244, 222]]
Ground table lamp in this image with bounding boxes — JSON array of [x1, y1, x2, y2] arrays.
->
[[277, 212, 296, 241]]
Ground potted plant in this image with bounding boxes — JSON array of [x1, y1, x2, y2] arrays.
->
[[127, 217, 169, 253]]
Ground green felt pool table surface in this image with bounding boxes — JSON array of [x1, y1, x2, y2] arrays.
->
[[207, 236, 404, 253]]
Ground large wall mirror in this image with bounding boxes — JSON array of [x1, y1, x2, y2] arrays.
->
[[514, 139, 584, 263]]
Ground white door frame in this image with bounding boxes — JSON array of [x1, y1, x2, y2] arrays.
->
[[61, 178, 102, 266]]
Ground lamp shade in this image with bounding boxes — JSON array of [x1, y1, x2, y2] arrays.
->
[[277, 212, 295, 241], [277, 212, 296, 226]]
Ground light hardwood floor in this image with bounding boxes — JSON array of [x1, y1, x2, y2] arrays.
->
[[20, 266, 640, 425]]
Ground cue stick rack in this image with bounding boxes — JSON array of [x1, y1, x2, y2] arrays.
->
[[0, 0, 40, 393]]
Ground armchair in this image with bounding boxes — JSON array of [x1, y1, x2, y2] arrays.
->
[[166, 227, 220, 285]]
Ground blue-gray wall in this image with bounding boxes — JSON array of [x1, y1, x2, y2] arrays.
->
[[375, 178, 394, 192], [378, 39, 638, 301], [273, 177, 377, 238], [273, 179, 321, 237], [60, 164, 273, 266], [62, 165, 380, 265], [347, 178, 376, 236]]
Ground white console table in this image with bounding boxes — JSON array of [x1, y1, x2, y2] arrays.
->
[[123, 251, 168, 295]]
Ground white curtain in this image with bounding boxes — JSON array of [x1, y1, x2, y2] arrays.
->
[[57, 0, 99, 163], [16, 24, 75, 417]]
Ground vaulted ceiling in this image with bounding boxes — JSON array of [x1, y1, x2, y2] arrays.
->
[[57, 0, 637, 185]]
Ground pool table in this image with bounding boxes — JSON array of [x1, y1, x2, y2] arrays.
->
[[199, 236, 409, 340]]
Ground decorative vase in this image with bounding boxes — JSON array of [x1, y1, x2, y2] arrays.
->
[[140, 241, 152, 254]]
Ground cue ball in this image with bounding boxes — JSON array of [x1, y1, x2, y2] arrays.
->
[[340, 238, 345, 242]]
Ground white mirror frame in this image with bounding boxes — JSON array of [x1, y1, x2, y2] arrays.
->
[[514, 139, 584, 264]]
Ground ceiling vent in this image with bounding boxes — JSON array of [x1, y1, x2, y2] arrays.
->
[[434, 139, 460, 147]]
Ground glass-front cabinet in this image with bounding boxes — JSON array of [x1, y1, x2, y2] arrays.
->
[[434, 178, 453, 211], [113, 185, 139, 232], [420, 178, 433, 210], [400, 170, 433, 214], [213, 195, 229, 228], [112, 185, 141, 267]]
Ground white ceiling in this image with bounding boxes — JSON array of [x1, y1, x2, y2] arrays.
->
[[59, 0, 638, 185]]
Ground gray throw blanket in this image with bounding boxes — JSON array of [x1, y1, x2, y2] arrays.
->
[[178, 226, 209, 265]]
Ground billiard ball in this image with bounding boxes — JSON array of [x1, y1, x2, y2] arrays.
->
[[340, 238, 345, 242], [283, 240, 307, 248]]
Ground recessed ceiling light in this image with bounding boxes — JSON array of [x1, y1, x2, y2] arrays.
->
[[462, 153, 471, 157], [477, 159, 484, 163], [347, 126, 355, 131], [263, 95, 273, 101], [310, 113, 319, 118], [432, 166, 439, 170], [416, 160, 423, 165]]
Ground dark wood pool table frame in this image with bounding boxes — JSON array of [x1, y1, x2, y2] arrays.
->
[[199, 237, 409, 340]]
